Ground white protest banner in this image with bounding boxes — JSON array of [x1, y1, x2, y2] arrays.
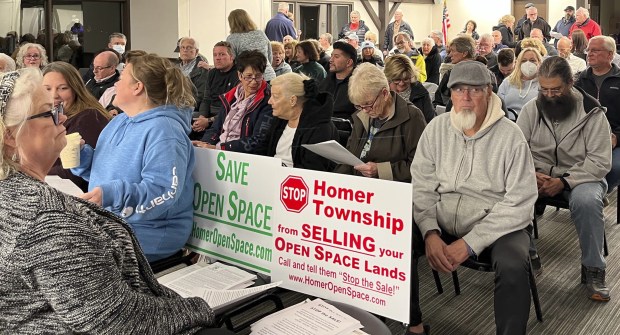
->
[[187, 148, 281, 275], [271, 169, 412, 322]]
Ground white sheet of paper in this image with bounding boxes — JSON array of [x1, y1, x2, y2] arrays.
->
[[163, 262, 257, 297], [201, 281, 282, 311], [44, 176, 84, 196], [550, 31, 563, 39], [302, 140, 364, 166], [250, 298, 362, 335]]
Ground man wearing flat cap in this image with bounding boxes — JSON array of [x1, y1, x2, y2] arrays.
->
[[406, 61, 538, 335]]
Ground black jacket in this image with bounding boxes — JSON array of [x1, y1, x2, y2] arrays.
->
[[266, 92, 339, 171], [197, 64, 240, 118], [318, 51, 330, 74], [575, 64, 620, 137], [85, 71, 119, 100], [493, 24, 515, 48], [185, 55, 210, 112], [319, 71, 355, 120], [420, 46, 441, 85], [408, 82, 435, 124], [518, 17, 551, 41]]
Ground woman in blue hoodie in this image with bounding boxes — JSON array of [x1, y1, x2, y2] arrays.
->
[[73, 53, 196, 263]]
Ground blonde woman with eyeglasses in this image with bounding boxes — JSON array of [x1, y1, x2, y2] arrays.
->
[[333, 63, 426, 181]]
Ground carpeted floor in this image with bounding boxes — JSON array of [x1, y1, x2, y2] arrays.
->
[[225, 190, 620, 335]]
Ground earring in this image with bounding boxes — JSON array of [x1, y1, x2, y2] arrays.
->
[[11, 152, 19, 162]]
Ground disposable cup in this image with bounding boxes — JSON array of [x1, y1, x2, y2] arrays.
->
[[60, 132, 81, 169]]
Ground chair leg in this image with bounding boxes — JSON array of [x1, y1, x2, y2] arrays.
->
[[529, 261, 544, 322], [451, 270, 461, 295], [432, 269, 444, 294], [533, 216, 539, 239], [617, 187, 619, 224], [604, 231, 609, 257]]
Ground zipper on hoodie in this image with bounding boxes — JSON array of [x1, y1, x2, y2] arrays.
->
[[453, 138, 468, 235]]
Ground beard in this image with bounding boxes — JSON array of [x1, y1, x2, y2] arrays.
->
[[538, 90, 577, 122], [450, 109, 478, 132]]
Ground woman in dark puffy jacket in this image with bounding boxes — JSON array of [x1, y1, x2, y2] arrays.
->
[[493, 14, 516, 48]]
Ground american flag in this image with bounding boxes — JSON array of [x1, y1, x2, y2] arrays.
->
[[442, 0, 451, 45]]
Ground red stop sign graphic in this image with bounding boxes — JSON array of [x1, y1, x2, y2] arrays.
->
[[280, 176, 309, 213]]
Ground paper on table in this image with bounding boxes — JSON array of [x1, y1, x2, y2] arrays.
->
[[302, 140, 364, 166], [202, 281, 282, 311], [250, 298, 362, 335], [45, 176, 84, 196], [550, 31, 564, 39], [163, 262, 257, 297]]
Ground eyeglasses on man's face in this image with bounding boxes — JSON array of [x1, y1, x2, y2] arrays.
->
[[27, 103, 64, 125], [93, 65, 113, 72], [24, 54, 41, 60], [538, 87, 563, 96], [180, 45, 196, 51], [451, 85, 487, 97], [354, 91, 383, 112]]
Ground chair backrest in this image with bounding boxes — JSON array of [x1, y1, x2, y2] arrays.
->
[[435, 105, 446, 115], [331, 117, 352, 147], [326, 300, 391, 335], [422, 82, 439, 97]]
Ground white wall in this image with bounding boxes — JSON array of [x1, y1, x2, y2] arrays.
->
[[130, 0, 179, 58], [177, 0, 271, 63]]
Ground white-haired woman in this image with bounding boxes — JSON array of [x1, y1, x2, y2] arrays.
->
[[334, 63, 426, 181], [0, 69, 232, 334], [419, 37, 441, 84], [15, 43, 48, 69], [266, 72, 338, 171]]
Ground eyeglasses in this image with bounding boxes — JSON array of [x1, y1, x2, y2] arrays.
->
[[451, 85, 487, 97], [93, 65, 113, 72], [390, 77, 411, 85], [24, 54, 41, 60], [180, 46, 196, 51], [585, 49, 608, 54], [538, 87, 563, 96], [354, 91, 383, 112], [241, 74, 264, 83], [27, 104, 64, 125]]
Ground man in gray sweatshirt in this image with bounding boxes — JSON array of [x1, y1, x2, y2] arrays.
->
[[517, 56, 612, 302], [408, 61, 538, 335]]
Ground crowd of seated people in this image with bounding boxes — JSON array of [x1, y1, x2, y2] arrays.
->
[[3, 2, 620, 334]]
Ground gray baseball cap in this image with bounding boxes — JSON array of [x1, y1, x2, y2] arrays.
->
[[447, 61, 492, 88]]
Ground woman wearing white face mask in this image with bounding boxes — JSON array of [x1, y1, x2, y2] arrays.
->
[[497, 47, 543, 120]]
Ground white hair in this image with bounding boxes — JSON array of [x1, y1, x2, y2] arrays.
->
[[278, 2, 288, 12], [0, 68, 43, 179], [0, 54, 16, 73], [577, 7, 590, 18], [179, 37, 199, 50], [479, 33, 494, 43], [421, 37, 435, 46], [590, 35, 617, 53]]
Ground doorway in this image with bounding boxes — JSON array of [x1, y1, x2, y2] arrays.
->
[[299, 4, 320, 40]]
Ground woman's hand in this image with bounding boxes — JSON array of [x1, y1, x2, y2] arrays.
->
[[192, 116, 209, 132], [81, 186, 102, 206], [354, 162, 378, 178], [191, 140, 216, 149]]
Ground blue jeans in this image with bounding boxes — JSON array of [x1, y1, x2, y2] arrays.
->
[[566, 180, 608, 269], [605, 147, 620, 192]]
